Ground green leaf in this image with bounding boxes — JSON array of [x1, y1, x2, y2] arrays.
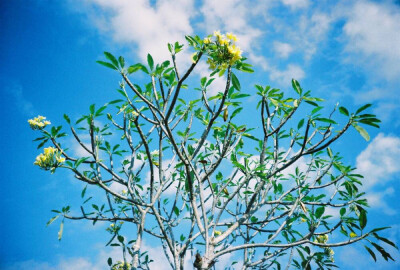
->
[[315, 206, 325, 219], [128, 63, 149, 74], [75, 157, 89, 168], [327, 147, 333, 158], [89, 104, 95, 114], [356, 104, 372, 115], [117, 235, 124, 243], [339, 106, 349, 116], [359, 207, 367, 230], [371, 242, 395, 261], [104, 52, 119, 67], [231, 107, 243, 119], [147, 54, 154, 71], [108, 99, 123, 105], [364, 245, 376, 262], [291, 79, 302, 95], [173, 206, 180, 216], [81, 185, 87, 198], [95, 105, 107, 116], [58, 220, 64, 241], [118, 56, 125, 68], [231, 72, 241, 91], [96, 61, 118, 70], [107, 257, 113, 266], [359, 119, 380, 128], [305, 100, 319, 107], [63, 114, 70, 124], [314, 117, 337, 124], [372, 234, 398, 249], [46, 215, 59, 226], [370, 227, 391, 233], [311, 106, 324, 115], [297, 119, 305, 130], [353, 124, 370, 141]]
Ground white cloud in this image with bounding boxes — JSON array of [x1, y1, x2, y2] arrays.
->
[[77, 0, 195, 63], [269, 63, 305, 86], [4, 82, 36, 116], [356, 133, 400, 213], [4, 257, 105, 270], [356, 133, 400, 189], [281, 0, 309, 9], [364, 187, 396, 215], [298, 12, 333, 59], [338, 244, 400, 270], [272, 10, 333, 61], [200, 0, 267, 58], [273, 41, 293, 58], [342, 0, 400, 81]]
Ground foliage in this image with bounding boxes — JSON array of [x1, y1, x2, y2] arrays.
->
[[29, 32, 396, 270]]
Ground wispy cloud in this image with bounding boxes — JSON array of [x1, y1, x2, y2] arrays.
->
[[356, 133, 400, 214], [3, 81, 36, 116], [273, 41, 293, 59], [341, 0, 400, 82], [281, 0, 310, 10], [269, 64, 305, 86], [74, 0, 195, 63]]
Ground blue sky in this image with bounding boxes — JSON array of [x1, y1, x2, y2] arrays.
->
[[1, 0, 400, 269]]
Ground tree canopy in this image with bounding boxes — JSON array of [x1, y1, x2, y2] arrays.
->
[[29, 32, 396, 270]]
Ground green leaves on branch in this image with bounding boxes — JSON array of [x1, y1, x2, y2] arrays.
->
[[292, 79, 303, 95], [339, 106, 349, 116], [168, 41, 184, 54], [97, 52, 124, 71], [351, 104, 380, 141], [231, 72, 241, 91], [352, 123, 370, 141], [147, 53, 154, 71], [128, 63, 149, 74]]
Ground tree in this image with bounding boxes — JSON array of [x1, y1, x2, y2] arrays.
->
[[29, 31, 396, 270]]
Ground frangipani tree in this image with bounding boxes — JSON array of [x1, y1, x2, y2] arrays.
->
[[29, 32, 396, 270]]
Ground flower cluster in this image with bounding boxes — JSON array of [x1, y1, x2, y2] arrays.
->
[[106, 221, 124, 234], [314, 234, 334, 262], [325, 247, 335, 262], [203, 31, 242, 70], [28, 115, 51, 130], [34, 146, 65, 172], [112, 261, 132, 270], [315, 234, 329, 244]]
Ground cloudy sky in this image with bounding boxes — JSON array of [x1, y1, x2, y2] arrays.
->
[[1, 0, 400, 269]]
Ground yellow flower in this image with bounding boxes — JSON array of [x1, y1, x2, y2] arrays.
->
[[219, 37, 229, 46], [28, 115, 51, 130], [34, 146, 64, 171], [203, 37, 212, 44], [315, 234, 329, 243], [112, 261, 132, 270], [214, 230, 222, 236], [131, 111, 139, 118], [191, 52, 198, 63], [56, 156, 66, 163], [207, 58, 216, 70], [213, 30, 221, 37], [349, 232, 357, 238], [44, 146, 56, 155], [226, 32, 238, 42]]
